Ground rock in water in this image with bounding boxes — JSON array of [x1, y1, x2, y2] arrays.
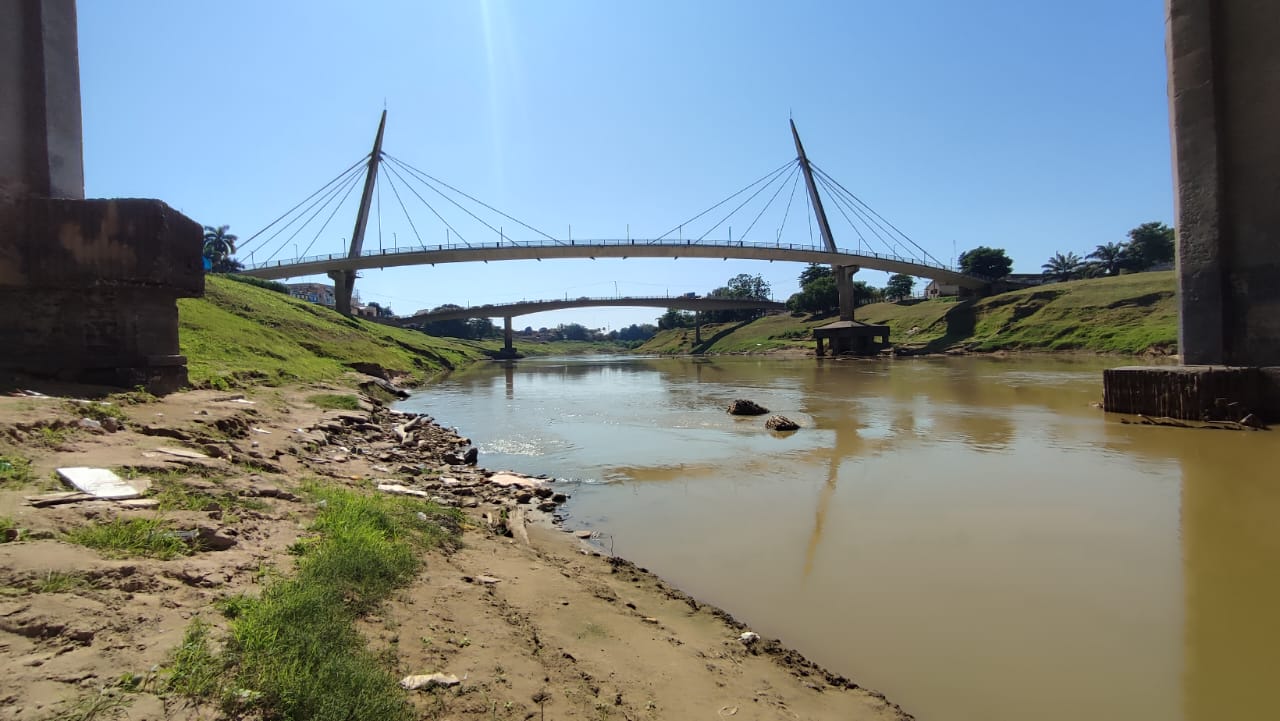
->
[[727, 399, 769, 416], [765, 415, 800, 431]]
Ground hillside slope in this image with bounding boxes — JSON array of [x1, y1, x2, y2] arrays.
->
[[638, 272, 1178, 356], [179, 276, 491, 388]]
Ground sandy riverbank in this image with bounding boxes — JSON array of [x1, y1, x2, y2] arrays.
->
[[0, 376, 911, 720]]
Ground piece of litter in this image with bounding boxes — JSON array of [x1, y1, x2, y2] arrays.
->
[[739, 631, 760, 644], [400, 673, 460, 690], [250, 427, 272, 434], [476, 575, 501, 585], [642, 617, 659, 624], [155, 447, 210, 460], [377, 483, 432, 499], [56, 468, 145, 500]]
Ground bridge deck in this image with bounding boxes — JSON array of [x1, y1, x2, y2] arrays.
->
[[399, 295, 788, 323], [241, 238, 989, 289]]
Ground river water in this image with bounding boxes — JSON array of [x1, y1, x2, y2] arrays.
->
[[400, 355, 1280, 721]]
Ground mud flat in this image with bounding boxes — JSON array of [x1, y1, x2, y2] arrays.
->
[[0, 377, 909, 720]]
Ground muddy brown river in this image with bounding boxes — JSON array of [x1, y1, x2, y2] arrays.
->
[[401, 355, 1280, 721]]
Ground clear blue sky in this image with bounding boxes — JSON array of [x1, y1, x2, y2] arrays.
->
[[78, 0, 1172, 330]]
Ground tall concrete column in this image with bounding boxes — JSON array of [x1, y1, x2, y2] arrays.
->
[[1168, 0, 1280, 366], [836, 265, 859, 322], [503, 316, 514, 355], [0, 0, 84, 201], [0, 0, 203, 392], [1104, 0, 1280, 420]]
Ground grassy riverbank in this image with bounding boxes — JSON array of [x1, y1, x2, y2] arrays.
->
[[179, 277, 496, 389], [640, 271, 1177, 356], [179, 277, 634, 389]]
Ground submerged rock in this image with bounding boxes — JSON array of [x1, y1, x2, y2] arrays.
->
[[727, 399, 769, 416], [765, 415, 800, 431]]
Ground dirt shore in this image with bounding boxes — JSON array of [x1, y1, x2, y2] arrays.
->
[[0, 377, 911, 721]]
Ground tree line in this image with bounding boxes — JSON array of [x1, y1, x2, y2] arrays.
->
[[1040, 222, 1174, 281]]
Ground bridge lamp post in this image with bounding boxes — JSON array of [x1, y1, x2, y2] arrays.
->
[[614, 281, 618, 297], [293, 243, 299, 260]]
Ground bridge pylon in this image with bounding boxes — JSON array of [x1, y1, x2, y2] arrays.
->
[[332, 110, 387, 315], [791, 119, 858, 322]]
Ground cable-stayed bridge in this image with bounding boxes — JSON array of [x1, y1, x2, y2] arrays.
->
[[235, 113, 990, 321]]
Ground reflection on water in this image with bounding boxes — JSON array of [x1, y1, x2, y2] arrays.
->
[[401, 356, 1280, 721]]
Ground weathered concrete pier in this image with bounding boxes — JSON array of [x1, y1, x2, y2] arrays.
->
[[1104, 0, 1280, 421], [0, 0, 202, 392]]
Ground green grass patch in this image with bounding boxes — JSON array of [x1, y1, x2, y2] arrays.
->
[[66, 517, 191, 560], [146, 476, 267, 515], [30, 571, 90, 593], [639, 272, 1177, 356], [306, 393, 362, 411], [0, 516, 16, 542], [65, 401, 129, 424], [0, 455, 34, 485], [179, 276, 490, 388], [166, 486, 462, 721]]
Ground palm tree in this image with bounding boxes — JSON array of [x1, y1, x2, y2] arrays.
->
[[202, 225, 239, 273], [1041, 251, 1083, 282], [1086, 242, 1128, 276]]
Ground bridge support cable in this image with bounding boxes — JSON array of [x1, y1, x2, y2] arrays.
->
[[296, 168, 366, 261], [696, 160, 800, 242], [238, 157, 368, 260], [383, 153, 561, 245], [740, 163, 800, 243], [652, 159, 798, 243], [815, 175, 872, 254], [814, 171, 899, 259], [379, 160, 431, 247], [258, 164, 366, 265], [812, 163, 947, 268], [775, 169, 804, 243], [381, 156, 507, 243]]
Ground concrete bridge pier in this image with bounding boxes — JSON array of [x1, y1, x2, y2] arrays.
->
[[1104, 0, 1280, 420], [0, 0, 202, 393], [329, 270, 355, 316], [836, 265, 859, 321], [495, 316, 519, 359]]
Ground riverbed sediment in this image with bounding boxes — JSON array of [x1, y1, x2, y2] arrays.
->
[[0, 376, 911, 720]]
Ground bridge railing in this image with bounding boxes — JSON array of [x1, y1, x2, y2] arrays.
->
[[242, 237, 963, 274], [404, 295, 787, 319]]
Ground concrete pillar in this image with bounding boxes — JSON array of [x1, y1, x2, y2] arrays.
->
[[0, 0, 84, 200], [1104, 1, 1280, 420], [836, 265, 859, 322], [503, 316, 513, 354], [0, 0, 202, 393], [694, 311, 702, 345], [329, 270, 354, 316], [1168, 0, 1280, 366]]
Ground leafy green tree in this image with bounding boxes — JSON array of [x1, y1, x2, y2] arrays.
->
[[958, 246, 1013, 279], [884, 274, 914, 301], [1126, 222, 1175, 269], [798, 263, 832, 287], [724, 273, 771, 300], [1041, 251, 1084, 282], [657, 308, 696, 329], [1086, 242, 1128, 276], [559, 323, 590, 341], [202, 224, 241, 273], [786, 275, 838, 313]]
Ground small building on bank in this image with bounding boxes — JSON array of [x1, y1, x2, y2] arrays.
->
[[813, 320, 890, 356], [925, 280, 960, 299], [286, 282, 335, 307]]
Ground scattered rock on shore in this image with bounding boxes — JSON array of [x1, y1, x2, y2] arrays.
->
[[727, 399, 769, 416], [765, 415, 800, 431]]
